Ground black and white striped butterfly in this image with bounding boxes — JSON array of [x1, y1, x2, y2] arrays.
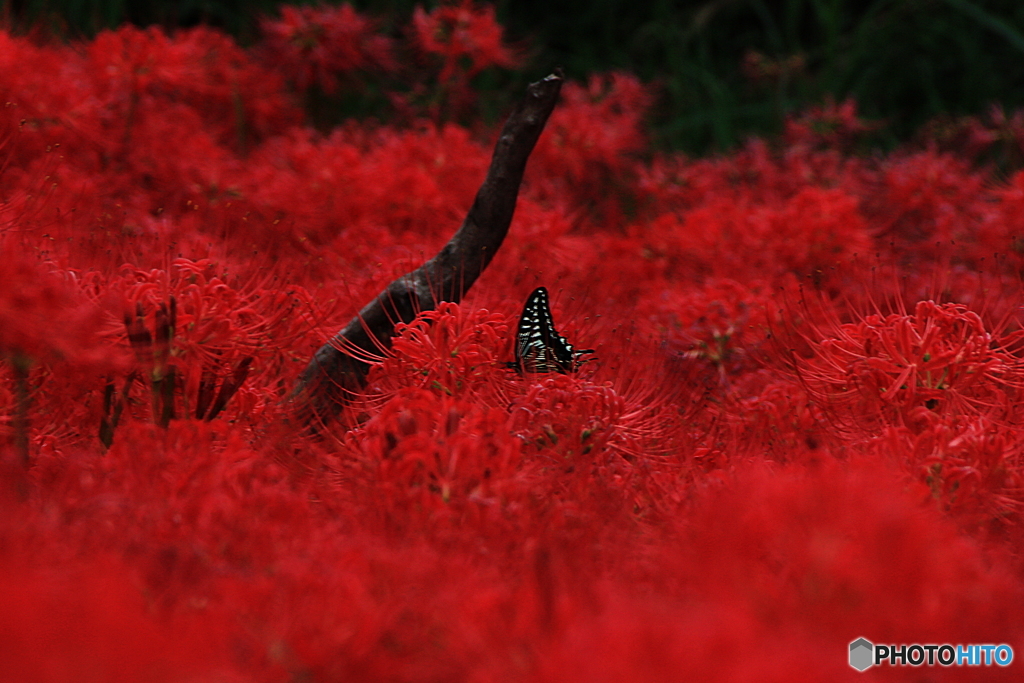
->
[[508, 287, 594, 374]]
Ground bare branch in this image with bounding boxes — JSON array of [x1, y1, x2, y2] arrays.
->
[[290, 70, 564, 426]]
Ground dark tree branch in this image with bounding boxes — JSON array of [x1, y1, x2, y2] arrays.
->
[[291, 70, 563, 426]]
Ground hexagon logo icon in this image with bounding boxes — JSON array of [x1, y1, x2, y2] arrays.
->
[[849, 638, 873, 671]]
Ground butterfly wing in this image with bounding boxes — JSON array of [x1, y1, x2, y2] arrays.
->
[[513, 287, 593, 374], [515, 287, 551, 372]]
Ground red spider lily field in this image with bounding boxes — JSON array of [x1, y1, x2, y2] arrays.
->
[[4, 3, 1024, 681]]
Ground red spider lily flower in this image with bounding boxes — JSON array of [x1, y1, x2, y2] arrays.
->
[[108, 258, 314, 370], [354, 301, 511, 405], [86, 25, 299, 148], [403, 0, 521, 123], [870, 416, 1024, 533], [346, 294, 686, 472], [241, 122, 488, 249], [387, 304, 508, 384], [783, 97, 880, 153], [640, 278, 780, 385], [89, 258, 319, 432], [726, 376, 828, 459], [0, 248, 117, 479], [342, 388, 529, 527], [530, 72, 651, 223], [644, 185, 869, 287], [410, 0, 519, 85], [796, 300, 1024, 431], [863, 149, 989, 256], [921, 104, 1024, 172], [635, 132, 869, 224], [0, 247, 109, 366], [509, 374, 626, 463], [260, 3, 396, 95], [981, 167, 1024, 269], [506, 348, 691, 474]]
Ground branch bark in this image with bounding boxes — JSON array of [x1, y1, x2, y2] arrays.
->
[[290, 70, 563, 426]]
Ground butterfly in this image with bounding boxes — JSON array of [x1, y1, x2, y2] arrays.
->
[[508, 287, 594, 374]]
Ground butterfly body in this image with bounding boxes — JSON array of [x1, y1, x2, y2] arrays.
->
[[509, 287, 594, 374]]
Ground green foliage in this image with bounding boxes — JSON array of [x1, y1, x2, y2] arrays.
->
[[499, 0, 1024, 152], [4, 0, 279, 38]]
